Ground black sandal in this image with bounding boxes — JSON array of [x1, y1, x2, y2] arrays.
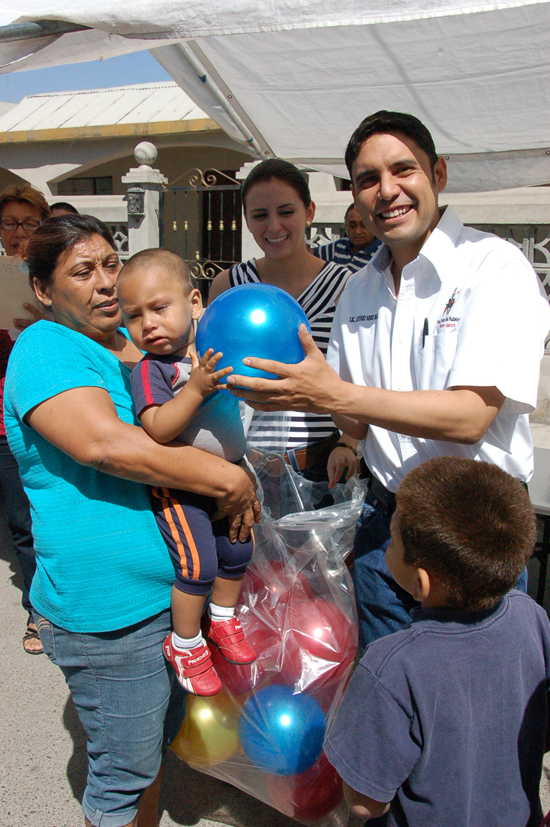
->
[[23, 623, 43, 655]]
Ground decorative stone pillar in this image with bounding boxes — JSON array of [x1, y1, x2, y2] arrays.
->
[[122, 142, 167, 257]]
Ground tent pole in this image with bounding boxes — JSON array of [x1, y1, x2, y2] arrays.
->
[[0, 20, 89, 43], [174, 42, 265, 157]]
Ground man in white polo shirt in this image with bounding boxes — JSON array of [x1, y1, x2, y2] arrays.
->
[[227, 110, 550, 649]]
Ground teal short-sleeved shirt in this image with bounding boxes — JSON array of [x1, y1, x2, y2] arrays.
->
[[4, 321, 175, 633]]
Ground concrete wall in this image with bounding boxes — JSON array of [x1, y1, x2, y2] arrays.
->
[[533, 352, 550, 425], [50, 144, 250, 196], [0, 128, 251, 199]]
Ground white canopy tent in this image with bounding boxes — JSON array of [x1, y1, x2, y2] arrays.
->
[[0, 1, 549, 191]]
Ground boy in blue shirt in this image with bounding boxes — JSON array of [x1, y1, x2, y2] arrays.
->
[[325, 456, 550, 827]]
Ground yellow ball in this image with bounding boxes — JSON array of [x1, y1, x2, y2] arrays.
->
[[171, 691, 240, 768]]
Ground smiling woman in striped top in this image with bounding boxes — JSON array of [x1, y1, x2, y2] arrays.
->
[[209, 159, 357, 486]]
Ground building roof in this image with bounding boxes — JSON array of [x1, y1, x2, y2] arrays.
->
[[0, 81, 206, 130], [0, 81, 219, 142], [0, 101, 15, 117]]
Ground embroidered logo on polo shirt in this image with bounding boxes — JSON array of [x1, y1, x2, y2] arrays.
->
[[442, 288, 459, 318], [348, 313, 378, 323], [436, 288, 461, 329]]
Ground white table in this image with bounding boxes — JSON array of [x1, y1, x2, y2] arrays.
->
[[529, 447, 550, 604]]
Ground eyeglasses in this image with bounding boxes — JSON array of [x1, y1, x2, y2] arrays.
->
[[0, 218, 41, 232]]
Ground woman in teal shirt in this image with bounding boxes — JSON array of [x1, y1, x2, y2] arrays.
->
[[4, 215, 260, 827]]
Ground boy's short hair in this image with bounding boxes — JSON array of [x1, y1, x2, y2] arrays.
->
[[396, 457, 536, 612], [119, 248, 193, 292], [345, 110, 439, 181]]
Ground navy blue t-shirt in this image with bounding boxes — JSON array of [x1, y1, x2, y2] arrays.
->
[[325, 590, 550, 827], [131, 352, 245, 463]]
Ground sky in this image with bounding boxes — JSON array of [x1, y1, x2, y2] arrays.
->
[[0, 50, 172, 102]]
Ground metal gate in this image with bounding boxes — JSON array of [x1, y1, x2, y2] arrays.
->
[[476, 225, 550, 298], [310, 222, 550, 298], [159, 168, 242, 298]]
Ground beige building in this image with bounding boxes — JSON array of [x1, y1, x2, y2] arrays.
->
[[0, 81, 253, 265]]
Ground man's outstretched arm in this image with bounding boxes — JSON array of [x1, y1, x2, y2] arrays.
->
[[227, 325, 503, 445]]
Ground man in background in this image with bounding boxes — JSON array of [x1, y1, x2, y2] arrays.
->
[[49, 201, 79, 217], [314, 202, 380, 272]]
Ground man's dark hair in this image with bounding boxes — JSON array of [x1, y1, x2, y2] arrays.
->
[[49, 201, 79, 215], [27, 214, 115, 290], [396, 456, 536, 612], [345, 110, 439, 180], [344, 203, 356, 220], [241, 159, 311, 211]]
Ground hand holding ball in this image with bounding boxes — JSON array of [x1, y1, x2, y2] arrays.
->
[[197, 284, 310, 385]]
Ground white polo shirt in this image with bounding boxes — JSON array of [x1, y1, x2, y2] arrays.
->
[[327, 207, 550, 490]]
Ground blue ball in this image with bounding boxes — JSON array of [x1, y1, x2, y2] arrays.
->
[[197, 284, 310, 385], [239, 685, 325, 776]]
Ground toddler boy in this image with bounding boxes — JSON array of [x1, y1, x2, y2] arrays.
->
[[118, 249, 256, 696], [325, 456, 550, 826]]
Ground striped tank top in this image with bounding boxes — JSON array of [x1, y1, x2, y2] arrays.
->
[[228, 259, 350, 451]]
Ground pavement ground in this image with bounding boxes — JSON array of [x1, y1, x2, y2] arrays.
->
[[2, 429, 550, 825]]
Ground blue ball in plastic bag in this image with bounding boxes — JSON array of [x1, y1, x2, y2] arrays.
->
[[239, 684, 325, 775], [196, 284, 310, 385]]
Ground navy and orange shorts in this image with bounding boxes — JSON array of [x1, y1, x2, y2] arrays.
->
[[150, 487, 254, 596]]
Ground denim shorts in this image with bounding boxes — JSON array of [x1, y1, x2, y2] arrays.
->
[[35, 608, 186, 827]]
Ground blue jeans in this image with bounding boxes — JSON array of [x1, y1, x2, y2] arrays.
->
[[353, 490, 418, 651], [36, 608, 186, 827], [352, 491, 528, 652], [0, 435, 36, 616]]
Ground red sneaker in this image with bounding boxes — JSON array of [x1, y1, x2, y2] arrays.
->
[[205, 616, 257, 665], [163, 634, 221, 696]]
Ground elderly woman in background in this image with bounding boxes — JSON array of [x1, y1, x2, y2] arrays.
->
[[0, 183, 50, 654], [4, 214, 260, 827]]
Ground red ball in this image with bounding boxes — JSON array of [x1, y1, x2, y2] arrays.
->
[[282, 597, 357, 704], [231, 562, 357, 702], [209, 624, 277, 696], [237, 560, 314, 680], [242, 560, 314, 620], [266, 752, 343, 821], [244, 559, 294, 599]]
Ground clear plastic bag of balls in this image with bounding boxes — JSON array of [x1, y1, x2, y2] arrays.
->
[[171, 449, 365, 827]]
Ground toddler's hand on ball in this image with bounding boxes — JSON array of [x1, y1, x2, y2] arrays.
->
[[188, 348, 233, 397]]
